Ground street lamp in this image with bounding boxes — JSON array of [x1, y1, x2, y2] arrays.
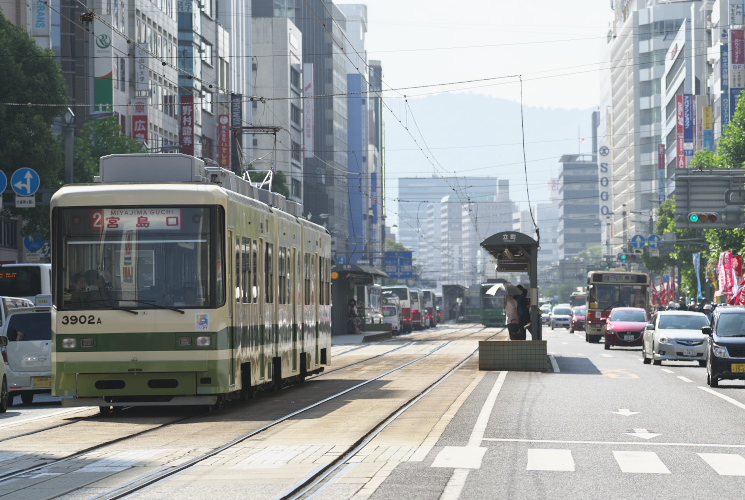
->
[[63, 108, 75, 184]]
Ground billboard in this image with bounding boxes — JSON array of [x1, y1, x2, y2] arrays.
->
[[231, 94, 243, 171], [385, 251, 413, 279], [93, 16, 113, 112], [733, 30, 745, 89], [218, 114, 230, 167], [303, 63, 314, 158], [131, 98, 148, 145], [597, 142, 612, 216], [683, 94, 695, 156], [180, 95, 195, 156], [676, 95, 686, 168]]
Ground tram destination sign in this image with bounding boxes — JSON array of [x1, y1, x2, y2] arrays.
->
[[594, 273, 648, 284]]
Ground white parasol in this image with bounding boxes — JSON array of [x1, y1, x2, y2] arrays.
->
[[486, 282, 521, 296]]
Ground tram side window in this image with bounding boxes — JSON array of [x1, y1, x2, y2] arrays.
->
[[304, 254, 311, 305], [278, 247, 286, 304], [265, 243, 274, 304], [285, 251, 291, 306], [251, 240, 259, 304], [242, 238, 251, 304], [235, 237, 241, 303]]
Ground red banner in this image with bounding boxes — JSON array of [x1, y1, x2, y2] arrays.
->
[[180, 95, 195, 156], [676, 95, 686, 168], [719, 251, 735, 296], [218, 114, 230, 167]]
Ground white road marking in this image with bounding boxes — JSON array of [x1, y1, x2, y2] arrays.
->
[[550, 355, 560, 373], [613, 451, 670, 474], [612, 409, 639, 416], [432, 447, 487, 469], [600, 354, 613, 358], [678, 376, 693, 383], [482, 438, 745, 448], [76, 449, 168, 473], [661, 369, 674, 374], [698, 453, 745, 476], [436, 371, 507, 499], [526, 449, 575, 471], [626, 428, 660, 440], [0, 407, 92, 429], [699, 386, 745, 411]]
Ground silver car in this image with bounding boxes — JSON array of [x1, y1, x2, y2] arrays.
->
[[642, 310, 710, 366], [550, 305, 572, 330]]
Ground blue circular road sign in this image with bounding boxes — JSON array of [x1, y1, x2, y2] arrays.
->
[[647, 234, 662, 249], [23, 235, 44, 252], [11, 168, 40, 196], [0, 171, 7, 193], [631, 234, 646, 249]]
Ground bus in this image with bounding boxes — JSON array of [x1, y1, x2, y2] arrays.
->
[[585, 269, 650, 343], [569, 289, 587, 308], [383, 286, 413, 333], [0, 264, 52, 304], [409, 288, 425, 330], [352, 283, 384, 327], [480, 283, 506, 327], [422, 290, 436, 328]]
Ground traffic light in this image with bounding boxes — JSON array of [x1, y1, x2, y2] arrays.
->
[[617, 253, 637, 261], [688, 212, 719, 224]]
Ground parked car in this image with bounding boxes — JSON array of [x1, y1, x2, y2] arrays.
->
[[642, 310, 709, 366], [704, 306, 745, 387], [550, 305, 573, 330], [570, 306, 586, 333], [540, 304, 552, 325], [604, 307, 647, 350], [383, 305, 402, 334], [0, 336, 8, 412], [2, 307, 52, 405]]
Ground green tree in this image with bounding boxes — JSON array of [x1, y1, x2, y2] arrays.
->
[[0, 10, 68, 237], [73, 116, 145, 183], [386, 239, 410, 252], [576, 245, 602, 264]]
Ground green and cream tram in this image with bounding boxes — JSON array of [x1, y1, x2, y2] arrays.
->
[[51, 154, 331, 410]]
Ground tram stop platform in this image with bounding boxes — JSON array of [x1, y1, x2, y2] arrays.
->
[[332, 331, 392, 345], [479, 339, 551, 372]]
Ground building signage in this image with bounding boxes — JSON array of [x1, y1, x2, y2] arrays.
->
[[597, 142, 612, 216], [218, 113, 230, 167], [303, 63, 314, 159], [723, 44, 730, 93], [731, 1, 745, 26], [683, 94, 695, 155], [93, 16, 113, 112], [658, 144, 666, 202], [732, 88, 745, 119], [180, 94, 195, 156], [135, 47, 149, 92], [231, 94, 243, 171], [723, 91, 732, 129], [703, 106, 714, 151], [733, 30, 745, 88], [676, 95, 686, 168], [31, 0, 50, 38], [131, 98, 148, 145]]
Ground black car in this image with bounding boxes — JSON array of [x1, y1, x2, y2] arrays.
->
[[703, 306, 745, 387]]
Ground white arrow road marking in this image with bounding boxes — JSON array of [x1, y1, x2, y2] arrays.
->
[[613, 409, 640, 416], [626, 428, 660, 440]]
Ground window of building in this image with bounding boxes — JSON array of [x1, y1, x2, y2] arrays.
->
[[292, 178, 301, 198], [291, 104, 301, 126], [291, 141, 302, 163], [290, 67, 301, 89], [201, 40, 213, 66], [640, 107, 661, 126]]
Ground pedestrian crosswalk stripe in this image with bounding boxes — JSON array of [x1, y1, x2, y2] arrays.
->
[[698, 453, 745, 476], [612, 451, 670, 474], [526, 449, 574, 471]]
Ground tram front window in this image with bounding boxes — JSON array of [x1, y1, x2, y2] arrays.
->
[[56, 207, 221, 310]]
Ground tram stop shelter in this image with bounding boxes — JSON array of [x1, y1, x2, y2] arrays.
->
[[331, 264, 389, 339], [479, 231, 549, 371], [442, 284, 466, 322]]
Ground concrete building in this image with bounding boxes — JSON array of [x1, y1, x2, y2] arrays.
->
[[251, 16, 304, 203], [604, 1, 700, 250], [557, 153, 601, 259]]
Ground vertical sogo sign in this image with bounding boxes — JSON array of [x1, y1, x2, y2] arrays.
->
[[597, 143, 612, 218]]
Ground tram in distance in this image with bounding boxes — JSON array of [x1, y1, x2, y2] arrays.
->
[[584, 269, 650, 343], [50, 153, 331, 410], [480, 282, 507, 327]]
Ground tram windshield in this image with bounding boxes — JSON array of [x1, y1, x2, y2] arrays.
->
[[55, 206, 224, 310], [588, 284, 648, 311]]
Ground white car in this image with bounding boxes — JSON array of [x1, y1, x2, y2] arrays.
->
[[642, 310, 710, 366], [550, 305, 573, 330], [383, 305, 402, 334], [2, 307, 52, 405], [0, 336, 8, 412]]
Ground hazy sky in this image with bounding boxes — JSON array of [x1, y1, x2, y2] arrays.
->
[[336, 1, 616, 229], [342, 0, 614, 108]]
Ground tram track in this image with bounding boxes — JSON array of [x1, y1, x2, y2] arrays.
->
[[77, 329, 503, 500]]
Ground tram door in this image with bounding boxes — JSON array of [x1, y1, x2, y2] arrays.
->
[[228, 230, 235, 386], [291, 248, 298, 373], [258, 238, 266, 380]]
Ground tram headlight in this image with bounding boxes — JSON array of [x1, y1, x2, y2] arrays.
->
[[62, 338, 77, 349], [196, 336, 211, 347]]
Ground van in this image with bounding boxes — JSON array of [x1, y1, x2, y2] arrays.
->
[[383, 304, 402, 334], [2, 307, 52, 405], [0, 264, 52, 304]]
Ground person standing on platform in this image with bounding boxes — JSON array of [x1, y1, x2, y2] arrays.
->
[[505, 294, 521, 340]]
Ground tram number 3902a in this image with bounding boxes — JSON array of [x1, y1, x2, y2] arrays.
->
[[61, 315, 102, 325]]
